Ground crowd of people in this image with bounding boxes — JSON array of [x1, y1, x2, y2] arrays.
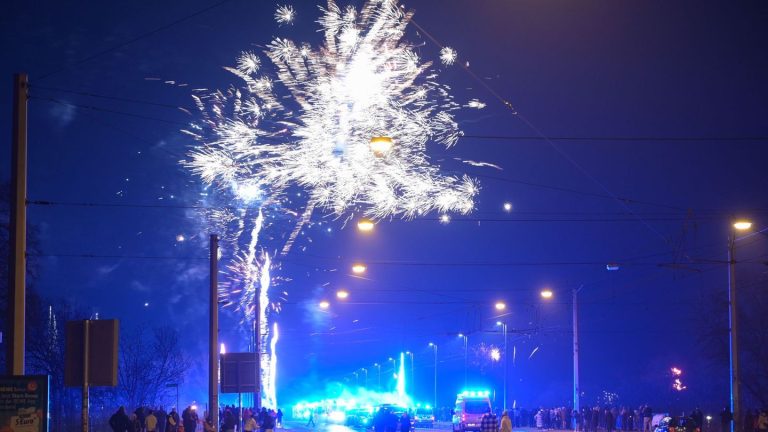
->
[[108, 405, 284, 432]]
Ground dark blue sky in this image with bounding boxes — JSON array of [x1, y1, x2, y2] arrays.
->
[[2, 0, 768, 412]]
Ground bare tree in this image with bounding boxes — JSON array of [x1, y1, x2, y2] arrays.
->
[[698, 277, 768, 408], [119, 325, 190, 408]]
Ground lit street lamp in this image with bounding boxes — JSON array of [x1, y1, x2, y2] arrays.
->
[[357, 218, 375, 232], [319, 300, 330, 310], [458, 333, 468, 387], [352, 263, 367, 274], [496, 322, 508, 410], [495, 301, 506, 311], [361, 368, 368, 388], [374, 363, 382, 389], [336, 290, 350, 299], [729, 219, 752, 432], [429, 343, 438, 411]]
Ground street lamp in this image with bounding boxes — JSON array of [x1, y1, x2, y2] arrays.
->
[[336, 290, 350, 299], [495, 301, 506, 311], [352, 263, 367, 274], [374, 363, 382, 389], [496, 322, 508, 410], [458, 333, 468, 387], [319, 300, 330, 310], [361, 368, 368, 388], [540, 289, 553, 299], [357, 218, 375, 232], [728, 219, 752, 432], [370, 136, 394, 156], [429, 343, 438, 411], [353, 371, 359, 386]]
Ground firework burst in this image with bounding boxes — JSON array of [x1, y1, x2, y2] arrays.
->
[[440, 46, 457, 65], [185, 0, 478, 222]]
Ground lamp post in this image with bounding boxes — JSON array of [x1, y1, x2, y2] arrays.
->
[[353, 371, 359, 387], [729, 220, 752, 432], [429, 343, 438, 411], [361, 368, 368, 388], [458, 333, 468, 387], [496, 322, 508, 410], [374, 363, 382, 390], [405, 351, 415, 397]]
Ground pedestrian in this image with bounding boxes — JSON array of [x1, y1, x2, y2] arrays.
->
[[263, 410, 276, 432], [146, 410, 159, 432], [401, 411, 412, 432], [642, 406, 653, 432], [183, 406, 198, 432], [167, 409, 179, 432], [306, 410, 316, 428], [157, 407, 168, 432], [606, 409, 615, 432], [244, 411, 257, 432], [276, 409, 283, 429], [203, 415, 216, 432], [481, 407, 499, 432], [110, 407, 132, 432], [221, 410, 236, 432], [757, 410, 768, 432], [501, 410, 513, 432]]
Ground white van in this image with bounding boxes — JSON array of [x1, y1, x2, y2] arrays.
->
[[451, 391, 492, 432]]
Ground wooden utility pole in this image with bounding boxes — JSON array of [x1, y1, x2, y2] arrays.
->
[[7, 73, 28, 376], [209, 235, 219, 428]]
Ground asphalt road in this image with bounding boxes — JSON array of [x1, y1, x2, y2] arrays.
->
[[281, 421, 540, 432]]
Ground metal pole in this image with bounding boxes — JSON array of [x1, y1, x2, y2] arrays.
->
[[503, 324, 508, 411], [7, 73, 28, 376], [209, 235, 219, 429], [82, 320, 90, 432], [463, 336, 468, 388], [728, 232, 740, 432], [433, 346, 438, 412], [573, 287, 581, 412], [410, 353, 415, 399]]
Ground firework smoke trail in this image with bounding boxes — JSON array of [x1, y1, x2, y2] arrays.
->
[[280, 200, 316, 256]]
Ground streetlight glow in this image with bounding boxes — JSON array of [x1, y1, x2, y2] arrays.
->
[[352, 263, 367, 274], [319, 300, 330, 309], [540, 289, 554, 299], [336, 290, 349, 299], [370, 136, 394, 156], [357, 218, 375, 232], [495, 301, 506, 310], [733, 221, 752, 231]]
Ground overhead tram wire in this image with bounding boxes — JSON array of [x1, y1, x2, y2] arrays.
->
[[409, 19, 673, 244], [30, 199, 768, 222], [30, 85, 768, 143], [35, 0, 238, 81], [30, 96, 188, 127]]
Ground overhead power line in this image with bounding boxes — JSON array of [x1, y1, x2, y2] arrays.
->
[[36, 0, 237, 81]]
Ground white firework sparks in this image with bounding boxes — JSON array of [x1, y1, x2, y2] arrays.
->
[[275, 5, 296, 25], [465, 98, 486, 109], [440, 46, 457, 65], [185, 0, 478, 222]]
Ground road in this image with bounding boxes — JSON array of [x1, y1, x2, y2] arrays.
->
[[281, 421, 540, 432]]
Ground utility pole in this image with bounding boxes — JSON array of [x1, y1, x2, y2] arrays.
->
[[209, 235, 219, 428], [82, 320, 90, 432], [728, 229, 740, 432], [573, 286, 582, 413], [7, 73, 28, 376]]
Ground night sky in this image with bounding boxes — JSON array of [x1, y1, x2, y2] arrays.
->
[[2, 0, 768, 413]]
